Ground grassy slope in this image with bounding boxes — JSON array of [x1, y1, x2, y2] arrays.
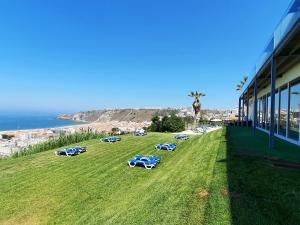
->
[[1, 129, 300, 225], [0, 131, 229, 225]]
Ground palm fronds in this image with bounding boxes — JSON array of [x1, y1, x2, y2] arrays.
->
[[188, 91, 206, 98], [236, 75, 248, 92], [291, 91, 300, 95]]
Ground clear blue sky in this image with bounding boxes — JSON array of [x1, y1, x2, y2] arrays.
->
[[0, 0, 289, 113]]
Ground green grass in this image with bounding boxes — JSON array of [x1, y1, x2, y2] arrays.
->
[[228, 126, 300, 162], [1, 129, 300, 225], [12, 132, 105, 158]]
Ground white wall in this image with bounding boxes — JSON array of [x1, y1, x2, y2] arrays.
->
[[257, 62, 300, 98]]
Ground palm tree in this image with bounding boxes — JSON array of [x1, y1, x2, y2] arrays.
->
[[188, 91, 206, 121], [236, 76, 248, 121], [236, 76, 248, 91]]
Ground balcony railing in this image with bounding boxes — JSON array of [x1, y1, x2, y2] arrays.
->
[[243, 0, 300, 92]]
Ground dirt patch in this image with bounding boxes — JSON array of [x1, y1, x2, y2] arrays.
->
[[198, 190, 209, 199], [223, 189, 241, 198]]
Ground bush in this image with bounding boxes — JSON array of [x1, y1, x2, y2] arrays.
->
[[1, 134, 15, 140], [162, 114, 185, 132], [111, 127, 120, 132], [149, 114, 185, 133], [12, 131, 105, 158], [149, 115, 162, 132]]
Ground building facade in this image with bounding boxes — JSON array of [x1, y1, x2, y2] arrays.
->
[[239, 0, 300, 147]]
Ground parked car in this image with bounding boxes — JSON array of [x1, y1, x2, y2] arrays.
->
[[175, 135, 191, 140], [155, 143, 177, 151], [128, 155, 161, 170], [55, 148, 80, 156], [102, 137, 122, 143]]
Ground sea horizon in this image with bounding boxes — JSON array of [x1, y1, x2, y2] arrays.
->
[[0, 111, 83, 132]]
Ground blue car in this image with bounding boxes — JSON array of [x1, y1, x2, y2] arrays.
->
[[128, 155, 161, 170], [102, 137, 122, 143], [155, 143, 177, 151], [175, 135, 191, 140]]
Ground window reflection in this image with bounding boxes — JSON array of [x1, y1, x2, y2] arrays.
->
[[289, 82, 300, 141], [279, 88, 288, 136], [275, 91, 279, 134], [266, 95, 271, 130]]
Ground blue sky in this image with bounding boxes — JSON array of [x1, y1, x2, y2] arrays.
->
[[0, 0, 289, 113]]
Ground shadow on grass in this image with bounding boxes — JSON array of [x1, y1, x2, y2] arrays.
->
[[226, 126, 300, 225]]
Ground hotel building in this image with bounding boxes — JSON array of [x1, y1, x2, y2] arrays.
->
[[239, 0, 300, 147]]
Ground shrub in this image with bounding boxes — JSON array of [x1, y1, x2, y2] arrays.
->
[[149, 114, 185, 133], [162, 114, 185, 132], [1, 134, 15, 140], [12, 131, 105, 158], [149, 115, 162, 132], [111, 127, 120, 132]]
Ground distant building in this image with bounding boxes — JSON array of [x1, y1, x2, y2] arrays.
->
[[239, 0, 300, 147]]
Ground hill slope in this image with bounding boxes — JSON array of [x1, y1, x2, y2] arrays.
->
[[0, 131, 227, 225], [2, 129, 300, 225], [58, 108, 180, 123]]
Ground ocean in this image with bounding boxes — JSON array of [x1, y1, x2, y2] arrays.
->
[[0, 112, 83, 132]]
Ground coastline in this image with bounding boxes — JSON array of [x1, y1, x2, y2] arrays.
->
[[0, 121, 87, 134], [0, 120, 150, 135], [0, 120, 151, 156]]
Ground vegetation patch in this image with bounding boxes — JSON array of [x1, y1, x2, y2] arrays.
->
[[149, 114, 185, 132], [12, 132, 105, 158]]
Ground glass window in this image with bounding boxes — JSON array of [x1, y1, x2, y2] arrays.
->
[[279, 88, 288, 137], [262, 96, 267, 129], [258, 98, 262, 127], [266, 94, 271, 130], [242, 99, 245, 121], [249, 100, 254, 121], [288, 82, 300, 141], [275, 91, 279, 134], [260, 97, 264, 128]]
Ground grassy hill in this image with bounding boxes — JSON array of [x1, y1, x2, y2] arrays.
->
[[1, 129, 300, 225]]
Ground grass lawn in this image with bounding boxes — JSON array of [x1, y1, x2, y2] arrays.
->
[[1, 129, 300, 225], [228, 126, 300, 162]]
